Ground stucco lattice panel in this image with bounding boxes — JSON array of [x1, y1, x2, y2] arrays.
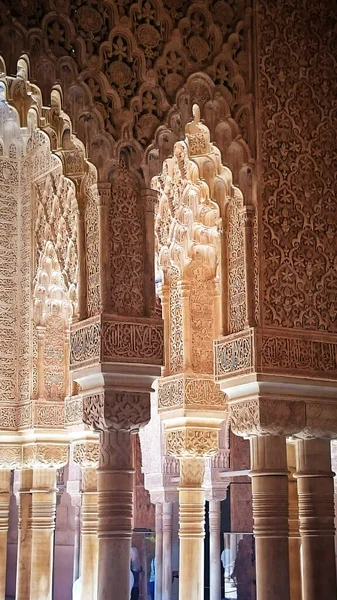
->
[[259, 0, 337, 332]]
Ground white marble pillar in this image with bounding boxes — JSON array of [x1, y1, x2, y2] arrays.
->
[[155, 503, 163, 600], [209, 500, 221, 600], [0, 470, 11, 600], [97, 431, 134, 600], [295, 438, 337, 600], [162, 502, 173, 600], [178, 458, 205, 600]]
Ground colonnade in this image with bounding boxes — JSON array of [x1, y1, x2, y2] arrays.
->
[[0, 435, 336, 600]]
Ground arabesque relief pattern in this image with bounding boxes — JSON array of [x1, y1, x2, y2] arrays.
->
[[259, 0, 337, 332]]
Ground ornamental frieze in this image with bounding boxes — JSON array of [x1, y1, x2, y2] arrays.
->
[[215, 327, 337, 381], [70, 314, 164, 368], [158, 375, 227, 412]]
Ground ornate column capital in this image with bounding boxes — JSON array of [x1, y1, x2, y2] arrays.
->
[[166, 427, 219, 458], [296, 401, 337, 439], [0, 445, 22, 469], [72, 441, 99, 469], [83, 390, 150, 432], [22, 443, 68, 469], [229, 398, 306, 437]]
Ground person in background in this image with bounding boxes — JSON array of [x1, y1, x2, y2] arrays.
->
[[130, 546, 143, 600], [149, 556, 155, 600]]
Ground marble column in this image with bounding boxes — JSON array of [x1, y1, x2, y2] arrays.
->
[[80, 468, 98, 600], [162, 502, 172, 600], [209, 499, 221, 600], [72, 504, 80, 584], [250, 435, 290, 600], [16, 469, 33, 600], [97, 430, 134, 600], [287, 442, 302, 600], [178, 457, 205, 600], [155, 503, 163, 600], [29, 468, 57, 600], [295, 438, 337, 600], [0, 470, 11, 600]]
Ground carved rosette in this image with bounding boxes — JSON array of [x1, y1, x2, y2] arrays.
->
[[22, 443, 69, 469], [83, 391, 150, 432], [166, 428, 219, 458], [72, 441, 99, 468]]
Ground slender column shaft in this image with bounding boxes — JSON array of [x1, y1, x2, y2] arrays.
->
[[0, 470, 11, 600], [155, 503, 163, 600], [162, 502, 172, 600], [209, 500, 221, 600], [97, 430, 134, 600], [178, 458, 205, 600], [80, 469, 98, 600], [29, 468, 57, 600], [295, 438, 337, 600], [72, 505, 80, 584], [250, 435, 290, 600], [287, 443, 302, 600], [16, 470, 33, 600]]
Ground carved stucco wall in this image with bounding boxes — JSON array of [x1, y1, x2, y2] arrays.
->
[[0, 0, 254, 182], [258, 0, 337, 332]]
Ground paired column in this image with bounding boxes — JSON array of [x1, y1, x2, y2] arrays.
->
[[295, 438, 337, 600], [80, 468, 98, 600], [287, 442, 302, 600], [97, 430, 134, 600], [178, 457, 205, 600], [0, 470, 11, 600], [209, 500, 221, 600], [250, 434, 290, 600], [155, 503, 163, 600], [162, 502, 173, 600]]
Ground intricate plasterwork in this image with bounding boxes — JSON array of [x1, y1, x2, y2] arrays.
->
[[166, 429, 219, 458], [70, 318, 101, 367], [65, 395, 84, 427], [102, 318, 164, 364], [0, 445, 22, 469], [258, 0, 337, 332], [158, 375, 226, 411], [215, 327, 337, 381], [214, 329, 253, 380], [83, 391, 150, 432], [229, 399, 306, 437], [297, 402, 337, 440], [22, 443, 68, 469], [72, 442, 99, 468], [0, 0, 253, 181]]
